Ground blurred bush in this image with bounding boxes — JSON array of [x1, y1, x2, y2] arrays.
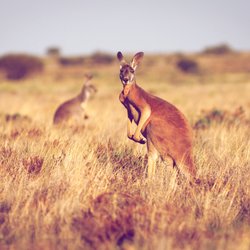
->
[[59, 56, 85, 66], [193, 107, 249, 130], [5, 113, 31, 123], [176, 57, 199, 74], [89, 52, 114, 65], [59, 52, 114, 67], [202, 44, 234, 55], [0, 54, 44, 80], [46, 47, 61, 57]]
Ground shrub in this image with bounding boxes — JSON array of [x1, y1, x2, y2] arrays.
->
[[176, 58, 199, 74], [0, 54, 44, 80], [46, 47, 61, 57], [202, 44, 234, 55], [89, 52, 114, 65], [58, 52, 114, 67], [193, 106, 249, 130], [5, 113, 31, 123], [59, 56, 85, 66], [22, 156, 44, 174]]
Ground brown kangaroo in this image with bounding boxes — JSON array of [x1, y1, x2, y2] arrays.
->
[[117, 51, 197, 181], [53, 75, 97, 125]]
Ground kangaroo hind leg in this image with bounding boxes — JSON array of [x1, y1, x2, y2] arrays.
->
[[147, 139, 159, 179]]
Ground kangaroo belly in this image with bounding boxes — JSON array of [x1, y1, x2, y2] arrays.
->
[[147, 117, 193, 160]]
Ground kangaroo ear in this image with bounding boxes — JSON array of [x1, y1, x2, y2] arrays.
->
[[117, 51, 124, 62], [131, 52, 144, 70], [85, 73, 93, 81], [117, 51, 127, 69]]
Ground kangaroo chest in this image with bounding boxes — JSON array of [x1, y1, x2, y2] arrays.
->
[[128, 103, 140, 124], [80, 102, 86, 110], [119, 91, 140, 124]]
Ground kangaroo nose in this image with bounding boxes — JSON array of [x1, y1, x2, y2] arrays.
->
[[123, 78, 129, 83]]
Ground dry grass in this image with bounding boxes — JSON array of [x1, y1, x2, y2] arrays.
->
[[0, 54, 250, 250]]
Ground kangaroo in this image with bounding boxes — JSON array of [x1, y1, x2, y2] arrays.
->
[[53, 75, 97, 125], [117, 51, 197, 181]]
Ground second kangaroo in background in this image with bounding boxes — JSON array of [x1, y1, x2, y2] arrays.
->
[[53, 74, 97, 126], [117, 51, 197, 182]]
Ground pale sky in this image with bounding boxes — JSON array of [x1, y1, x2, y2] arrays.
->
[[1, 0, 250, 55]]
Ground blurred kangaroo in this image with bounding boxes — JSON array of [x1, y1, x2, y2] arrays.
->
[[53, 74, 97, 125], [117, 51, 197, 182]]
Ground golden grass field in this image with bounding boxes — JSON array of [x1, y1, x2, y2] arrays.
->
[[0, 52, 250, 250]]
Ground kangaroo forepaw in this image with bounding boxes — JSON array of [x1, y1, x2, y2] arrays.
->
[[132, 134, 147, 144], [127, 134, 133, 140], [139, 138, 147, 144]]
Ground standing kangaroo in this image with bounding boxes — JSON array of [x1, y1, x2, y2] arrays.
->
[[53, 75, 97, 125], [117, 51, 197, 181]]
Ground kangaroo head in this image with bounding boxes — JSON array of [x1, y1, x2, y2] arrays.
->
[[117, 51, 144, 85], [80, 75, 97, 101]]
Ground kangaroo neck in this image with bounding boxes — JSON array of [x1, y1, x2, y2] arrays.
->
[[79, 89, 90, 102]]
